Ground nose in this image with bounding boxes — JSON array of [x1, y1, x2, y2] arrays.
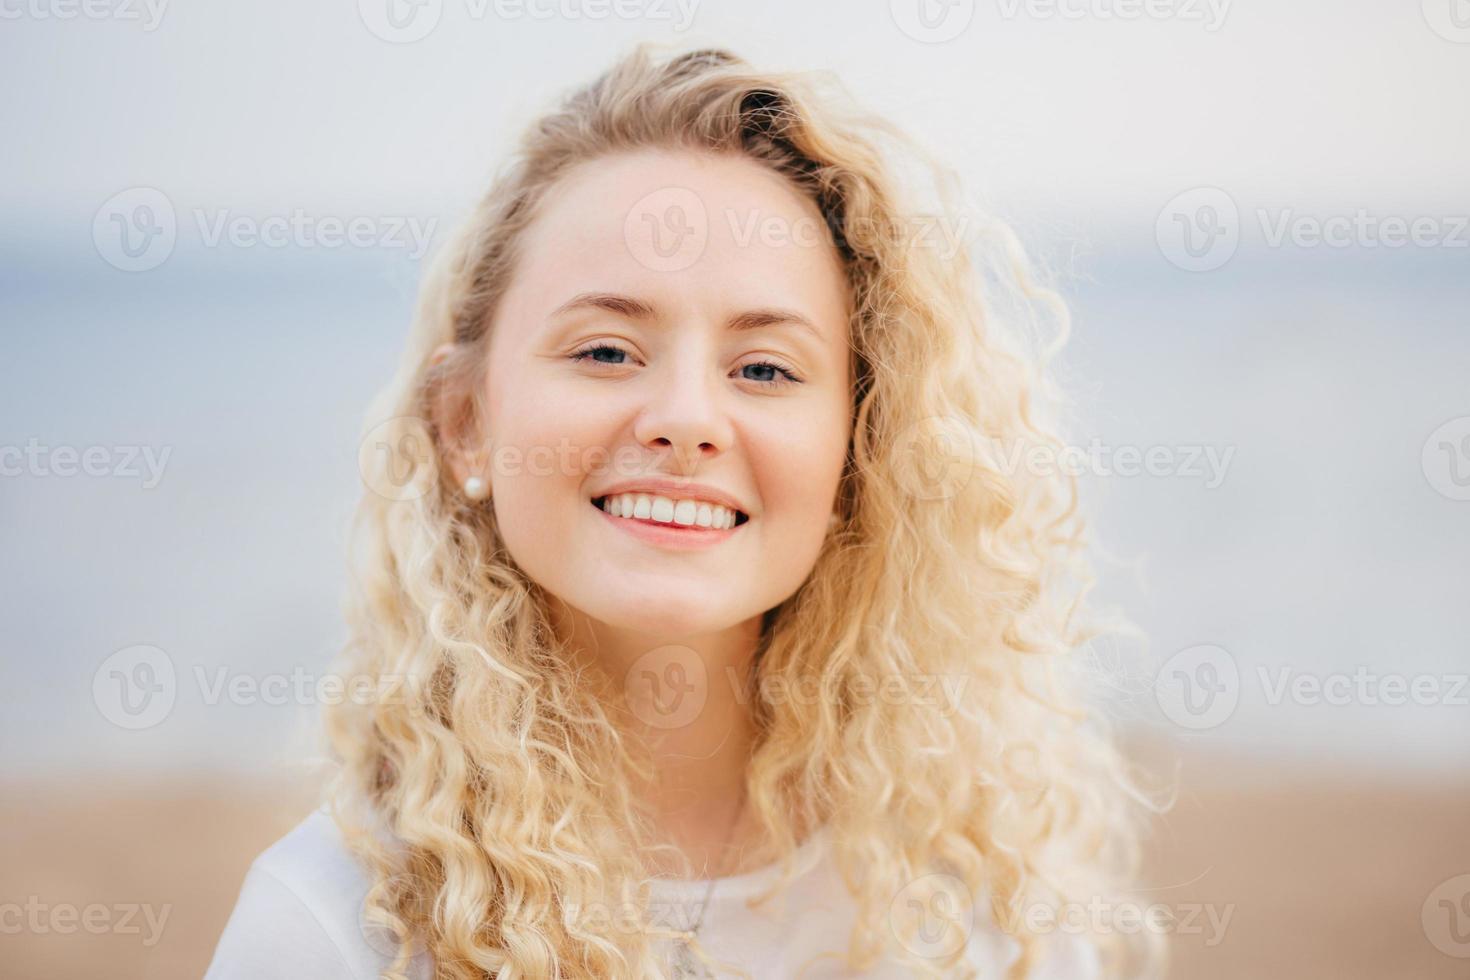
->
[[632, 353, 734, 474]]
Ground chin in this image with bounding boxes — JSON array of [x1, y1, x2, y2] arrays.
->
[[583, 591, 742, 641]]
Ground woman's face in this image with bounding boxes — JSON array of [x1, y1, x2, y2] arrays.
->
[[469, 148, 853, 639]]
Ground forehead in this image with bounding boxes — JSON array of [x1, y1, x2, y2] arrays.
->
[[507, 148, 851, 324]]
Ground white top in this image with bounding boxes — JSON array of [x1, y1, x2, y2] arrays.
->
[[205, 808, 1098, 979]]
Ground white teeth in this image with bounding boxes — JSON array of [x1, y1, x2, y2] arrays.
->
[[598, 492, 740, 529]]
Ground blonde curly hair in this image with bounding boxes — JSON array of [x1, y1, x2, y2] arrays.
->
[[324, 42, 1162, 980]]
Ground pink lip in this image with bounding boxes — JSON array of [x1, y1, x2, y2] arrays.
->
[[593, 500, 743, 551]]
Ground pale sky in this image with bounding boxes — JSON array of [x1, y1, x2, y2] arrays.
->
[[3, 0, 1467, 222]]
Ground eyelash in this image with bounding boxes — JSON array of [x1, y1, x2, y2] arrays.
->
[[567, 343, 803, 387]]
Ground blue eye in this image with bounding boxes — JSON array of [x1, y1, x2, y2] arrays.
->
[[739, 361, 802, 386], [569, 343, 629, 365], [568, 344, 802, 387]]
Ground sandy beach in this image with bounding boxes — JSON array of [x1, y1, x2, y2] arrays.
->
[[3, 750, 1467, 979]]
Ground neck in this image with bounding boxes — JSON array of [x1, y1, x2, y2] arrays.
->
[[549, 599, 765, 877]]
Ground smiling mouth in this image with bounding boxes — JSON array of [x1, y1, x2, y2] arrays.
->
[[588, 499, 752, 528]]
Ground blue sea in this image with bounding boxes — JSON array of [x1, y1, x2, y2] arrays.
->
[[3, 217, 1467, 779]]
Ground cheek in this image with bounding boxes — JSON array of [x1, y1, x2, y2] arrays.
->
[[749, 403, 850, 529], [482, 379, 609, 553], [737, 407, 849, 612]]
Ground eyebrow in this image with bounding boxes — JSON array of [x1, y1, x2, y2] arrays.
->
[[551, 291, 823, 342]]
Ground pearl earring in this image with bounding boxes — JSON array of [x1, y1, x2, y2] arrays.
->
[[463, 476, 489, 501]]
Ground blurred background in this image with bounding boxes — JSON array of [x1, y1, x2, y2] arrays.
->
[[2, 1, 1467, 977]]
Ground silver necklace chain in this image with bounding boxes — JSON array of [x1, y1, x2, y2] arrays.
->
[[669, 784, 748, 978]]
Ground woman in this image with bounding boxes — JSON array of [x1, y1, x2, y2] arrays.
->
[[207, 45, 1158, 979]]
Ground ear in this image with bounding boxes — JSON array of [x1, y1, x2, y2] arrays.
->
[[427, 342, 487, 490]]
